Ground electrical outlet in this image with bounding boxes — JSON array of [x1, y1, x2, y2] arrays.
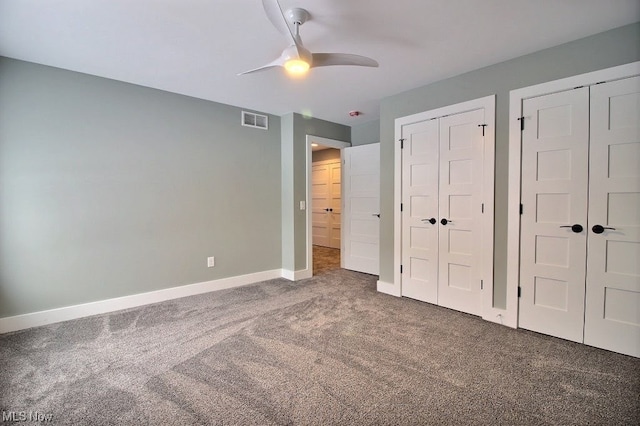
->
[[207, 257, 215, 268]]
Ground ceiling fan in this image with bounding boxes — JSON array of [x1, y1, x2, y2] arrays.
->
[[239, 0, 379, 77]]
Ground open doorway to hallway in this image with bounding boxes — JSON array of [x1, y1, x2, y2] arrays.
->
[[311, 146, 343, 276]]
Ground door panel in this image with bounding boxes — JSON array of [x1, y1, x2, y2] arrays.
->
[[585, 76, 640, 357], [343, 144, 380, 275], [312, 164, 331, 247], [312, 160, 341, 249], [519, 87, 590, 343], [329, 163, 342, 248], [437, 109, 484, 315], [401, 119, 439, 302]]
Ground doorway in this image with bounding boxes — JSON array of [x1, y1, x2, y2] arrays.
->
[[306, 136, 350, 277]]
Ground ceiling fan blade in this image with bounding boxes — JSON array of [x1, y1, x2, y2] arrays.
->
[[311, 53, 379, 68], [261, 0, 301, 51], [238, 56, 285, 75]]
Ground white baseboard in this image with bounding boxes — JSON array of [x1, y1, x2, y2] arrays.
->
[[281, 268, 312, 281], [0, 269, 283, 334], [377, 280, 401, 297]]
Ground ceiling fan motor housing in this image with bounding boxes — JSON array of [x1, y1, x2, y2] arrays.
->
[[285, 8, 310, 25]]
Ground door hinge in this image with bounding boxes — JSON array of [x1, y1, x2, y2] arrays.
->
[[481, 203, 484, 213], [478, 124, 487, 136], [400, 203, 403, 212], [517, 116, 525, 131], [520, 204, 523, 215], [399, 138, 405, 149], [517, 286, 522, 298], [400, 264, 403, 274], [481, 279, 484, 290]]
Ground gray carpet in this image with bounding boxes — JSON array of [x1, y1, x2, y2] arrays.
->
[[1, 252, 639, 425]]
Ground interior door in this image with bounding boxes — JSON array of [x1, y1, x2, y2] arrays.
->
[[312, 162, 331, 247], [328, 161, 342, 249], [518, 87, 590, 343], [401, 119, 440, 302], [436, 109, 485, 316], [342, 143, 380, 275], [312, 160, 341, 249], [584, 76, 640, 357]]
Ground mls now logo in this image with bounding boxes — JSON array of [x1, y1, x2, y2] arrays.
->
[[2, 411, 53, 422]]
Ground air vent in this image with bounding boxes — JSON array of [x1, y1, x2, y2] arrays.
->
[[241, 111, 268, 130]]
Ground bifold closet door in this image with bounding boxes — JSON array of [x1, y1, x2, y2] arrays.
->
[[312, 160, 341, 249], [584, 76, 640, 357], [401, 119, 440, 303], [519, 76, 640, 356], [437, 109, 484, 316], [401, 109, 485, 316], [519, 87, 590, 343]]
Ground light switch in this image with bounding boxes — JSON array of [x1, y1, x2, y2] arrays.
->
[[299, 201, 306, 210]]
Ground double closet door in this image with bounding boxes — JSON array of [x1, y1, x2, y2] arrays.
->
[[401, 108, 486, 316], [519, 76, 640, 357], [312, 159, 341, 249]]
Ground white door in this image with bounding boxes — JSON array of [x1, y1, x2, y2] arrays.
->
[[519, 87, 590, 343], [342, 143, 380, 275], [584, 76, 640, 357], [312, 160, 341, 249], [401, 119, 440, 302], [437, 109, 485, 316], [400, 108, 487, 316]]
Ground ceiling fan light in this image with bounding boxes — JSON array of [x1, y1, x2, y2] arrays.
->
[[284, 59, 310, 75]]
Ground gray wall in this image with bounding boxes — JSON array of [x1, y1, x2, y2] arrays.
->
[[281, 113, 350, 272], [0, 58, 282, 317], [351, 120, 380, 146], [378, 22, 640, 308], [312, 148, 340, 163]]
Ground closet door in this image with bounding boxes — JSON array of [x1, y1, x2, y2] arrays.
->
[[518, 87, 590, 343], [437, 109, 485, 316], [584, 76, 640, 357], [401, 119, 440, 303], [312, 160, 341, 249]]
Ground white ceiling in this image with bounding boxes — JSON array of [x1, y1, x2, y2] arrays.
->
[[1, 1, 638, 126]]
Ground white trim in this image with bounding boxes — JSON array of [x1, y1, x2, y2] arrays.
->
[[377, 280, 401, 297], [507, 61, 640, 330], [393, 95, 496, 320], [0, 269, 282, 334], [281, 268, 312, 281], [306, 135, 350, 275]]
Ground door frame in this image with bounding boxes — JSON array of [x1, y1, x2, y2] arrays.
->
[[507, 61, 640, 329], [306, 135, 350, 276], [391, 95, 496, 320]]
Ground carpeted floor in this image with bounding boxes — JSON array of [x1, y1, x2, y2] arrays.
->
[[1, 248, 639, 425]]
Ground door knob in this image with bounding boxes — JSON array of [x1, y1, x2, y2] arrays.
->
[[324, 208, 329, 212], [560, 224, 583, 233], [441, 218, 452, 225], [372, 213, 381, 218], [422, 218, 436, 224], [592, 224, 616, 234]]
